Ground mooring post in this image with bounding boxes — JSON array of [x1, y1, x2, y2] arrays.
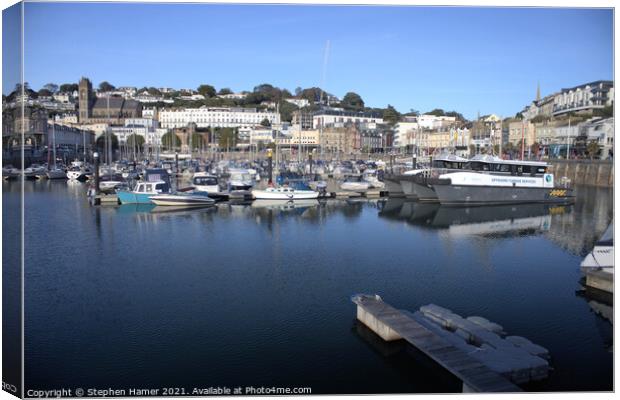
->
[[309, 153, 313, 175], [93, 151, 100, 195], [413, 153, 417, 169], [267, 148, 273, 186]]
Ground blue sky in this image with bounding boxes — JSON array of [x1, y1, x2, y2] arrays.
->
[[8, 2, 615, 119]]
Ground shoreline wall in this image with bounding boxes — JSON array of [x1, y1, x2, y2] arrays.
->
[[549, 160, 614, 187]]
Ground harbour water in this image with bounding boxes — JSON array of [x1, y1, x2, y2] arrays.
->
[[4, 180, 613, 393]]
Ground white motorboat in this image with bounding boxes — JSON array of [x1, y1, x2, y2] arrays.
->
[[340, 174, 370, 192], [228, 168, 254, 190], [24, 164, 46, 179], [252, 186, 319, 200], [150, 192, 216, 207], [192, 172, 220, 192], [581, 221, 614, 272], [46, 168, 67, 180], [67, 166, 92, 181], [362, 169, 385, 189], [2, 165, 20, 180]]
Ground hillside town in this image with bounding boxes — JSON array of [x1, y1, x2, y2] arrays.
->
[[2, 77, 614, 165]]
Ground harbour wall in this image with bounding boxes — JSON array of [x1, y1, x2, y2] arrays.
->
[[549, 160, 613, 187]]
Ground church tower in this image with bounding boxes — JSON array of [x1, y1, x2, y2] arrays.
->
[[536, 82, 541, 102], [78, 77, 93, 123]]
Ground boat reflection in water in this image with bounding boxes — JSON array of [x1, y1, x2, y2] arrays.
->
[[251, 199, 319, 211], [379, 198, 571, 237]]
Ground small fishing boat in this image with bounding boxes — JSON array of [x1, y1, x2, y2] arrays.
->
[[117, 180, 170, 204], [252, 186, 319, 200], [150, 192, 216, 207]]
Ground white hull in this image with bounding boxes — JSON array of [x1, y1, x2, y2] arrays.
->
[[340, 182, 370, 192], [46, 170, 67, 179], [150, 194, 215, 206]]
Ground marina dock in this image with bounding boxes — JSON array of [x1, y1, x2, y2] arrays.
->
[[352, 294, 524, 393]]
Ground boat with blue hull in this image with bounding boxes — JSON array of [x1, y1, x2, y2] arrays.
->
[[117, 180, 171, 204]]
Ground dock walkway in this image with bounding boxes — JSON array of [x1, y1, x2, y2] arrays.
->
[[352, 294, 521, 393]]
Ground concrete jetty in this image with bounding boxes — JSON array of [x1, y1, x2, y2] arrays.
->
[[352, 294, 539, 392]]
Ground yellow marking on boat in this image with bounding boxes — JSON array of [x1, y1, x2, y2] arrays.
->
[[549, 189, 567, 197]]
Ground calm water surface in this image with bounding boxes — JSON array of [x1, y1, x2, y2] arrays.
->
[[3, 180, 613, 393]]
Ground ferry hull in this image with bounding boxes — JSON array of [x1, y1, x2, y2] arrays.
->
[[398, 175, 438, 202], [432, 183, 574, 206], [383, 175, 404, 197]]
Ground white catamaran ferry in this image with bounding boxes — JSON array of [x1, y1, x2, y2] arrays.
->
[[430, 155, 574, 205], [398, 154, 468, 201]]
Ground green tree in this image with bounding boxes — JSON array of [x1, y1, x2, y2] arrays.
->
[[426, 108, 445, 116], [95, 134, 119, 152], [260, 118, 271, 127], [341, 92, 365, 111], [218, 87, 233, 95], [278, 100, 298, 123], [98, 81, 115, 92], [594, 105, 613, 118], [217, 128, 238, 149], [161, 132, 181, 151], [300, 87, 323, 103], [59, 83, 78, 93], [38, 88, 53, 97], [190, 133, 204, 149], [445, 111, 466, 121], [197, 84, 216, 98], [43, 83, 59, 93], [587, 140, 600, 159], [126, 134, 145, 150], [147, 87, 162, 96], [382, 104, 401, 126]]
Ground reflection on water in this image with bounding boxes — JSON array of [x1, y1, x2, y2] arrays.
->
[[379, 200, 559, 237], [3, 180, 613, 393]]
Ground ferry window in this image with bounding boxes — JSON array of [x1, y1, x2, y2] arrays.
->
[[516, 165, 523, 175], [537, 167, 547, 174], [155, 183, 167, 191], [137, 184, 144, 192], [146, 184, 153, 192]]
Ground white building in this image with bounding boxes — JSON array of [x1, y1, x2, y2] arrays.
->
[[179, 94, 205, 101], [553, 80, 614, 116], [583, 117, 614, 159], [158, 107, 281, 130], [417, 114, 457, 129], [285, 98, 310, 108], [218, 92, 247, 100], [312, 111, 383, 129], [249, 128, 275, 144], [393, 121, 419, 148], [53, 93, 72, 103]]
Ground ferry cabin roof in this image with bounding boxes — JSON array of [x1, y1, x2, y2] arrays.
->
[[466, 159, 548, 175]]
